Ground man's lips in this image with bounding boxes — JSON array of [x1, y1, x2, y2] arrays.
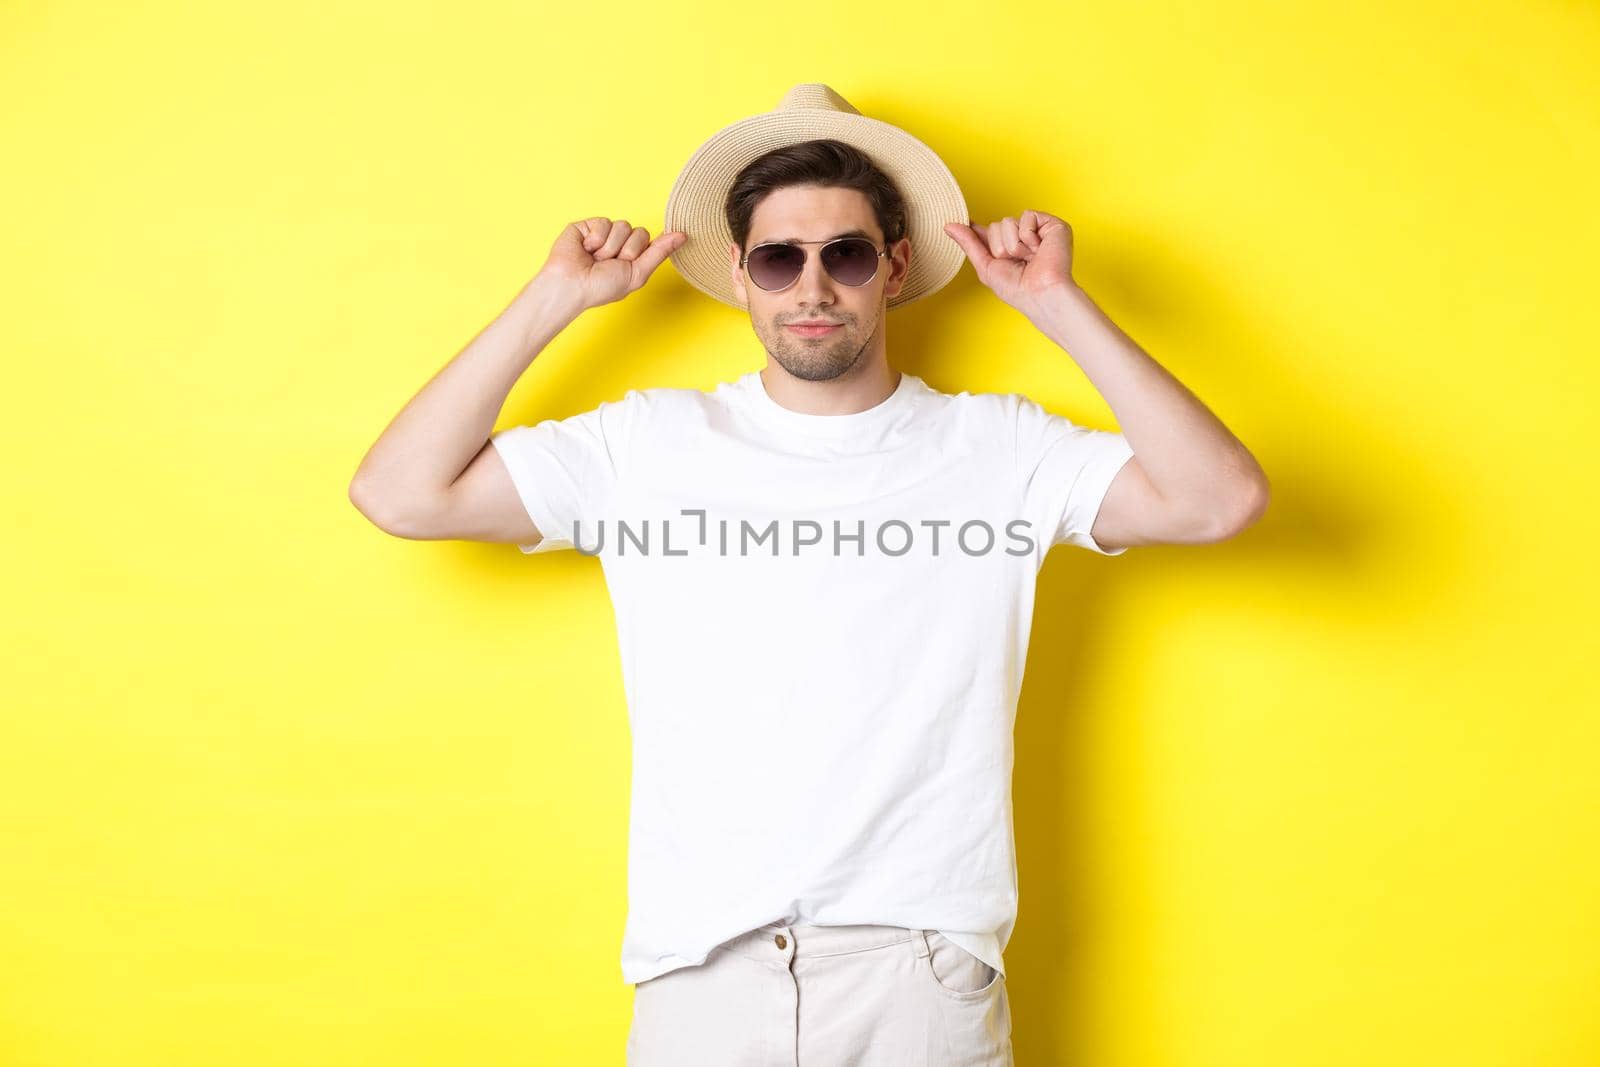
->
[[787, 321, 842, 336]]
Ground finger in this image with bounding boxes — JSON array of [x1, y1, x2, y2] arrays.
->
[[595, 219, 633, 261], [1034, 213, 1069, 244], [1018, 211, 1042, 249], [943, 221, 994, 271], [1000, 217, 1024, 258], [617, 226, 651, 262], [984, 222, 1007, 260], [580, 218, 612, 253], [628, 231, 687, 286]]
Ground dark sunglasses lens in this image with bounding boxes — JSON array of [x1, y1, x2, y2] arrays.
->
[[746, 245, 804, 290], [821, 238, 880, 285]]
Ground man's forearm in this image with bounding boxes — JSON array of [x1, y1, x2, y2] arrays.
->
[[1023, 283, 1268, 525], [349, 274, 585, 517]]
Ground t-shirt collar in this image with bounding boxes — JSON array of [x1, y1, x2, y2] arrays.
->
[[743, 368, 919, 438]]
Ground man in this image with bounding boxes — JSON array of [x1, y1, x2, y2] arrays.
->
[[349, 84, 1268, 1066]]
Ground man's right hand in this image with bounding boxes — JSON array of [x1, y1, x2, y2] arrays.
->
[[535, 217, 686, 312]]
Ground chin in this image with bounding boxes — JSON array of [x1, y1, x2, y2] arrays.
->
[[774, 343, 860, 382]]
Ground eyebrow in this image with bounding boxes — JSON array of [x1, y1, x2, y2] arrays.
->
[[755, 228, 874, 246]]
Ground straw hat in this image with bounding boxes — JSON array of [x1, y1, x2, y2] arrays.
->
[[663, 83, 969, 312]]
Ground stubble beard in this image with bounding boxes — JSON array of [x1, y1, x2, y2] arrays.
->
[[758, 308, 881, 383]]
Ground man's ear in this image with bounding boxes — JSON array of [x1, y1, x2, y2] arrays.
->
[[729, 241, 749, 306], [883, 237, 912, 302]]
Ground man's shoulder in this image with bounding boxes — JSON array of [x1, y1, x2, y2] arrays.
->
[[609, 379, 740, 416], [584, 379, 746, 444], [915, 379, 1021, 421]]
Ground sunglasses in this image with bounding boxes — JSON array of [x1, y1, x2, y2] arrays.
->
[[739, 236, 889, 292]]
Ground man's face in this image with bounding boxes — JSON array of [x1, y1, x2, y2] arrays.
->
[[729, 184, 910, 382]]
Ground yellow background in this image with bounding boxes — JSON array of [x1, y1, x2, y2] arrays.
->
[[4, 0, 1596, 1063]]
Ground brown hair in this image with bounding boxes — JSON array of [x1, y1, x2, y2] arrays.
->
[[724, 138, 909, 253]]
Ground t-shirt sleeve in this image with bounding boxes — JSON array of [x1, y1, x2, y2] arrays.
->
[[1012, 393, 1136, 557], [489, 389, 642, 554]]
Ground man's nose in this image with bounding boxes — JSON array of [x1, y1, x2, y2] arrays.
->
[[794, 251, 836, 305]]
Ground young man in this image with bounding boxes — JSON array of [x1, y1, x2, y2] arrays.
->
[[349, 84, 1268, 1066]]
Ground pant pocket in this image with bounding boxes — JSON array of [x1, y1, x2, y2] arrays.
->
[[921, 929, 1001, 997]]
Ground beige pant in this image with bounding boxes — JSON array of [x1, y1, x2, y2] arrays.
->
[[625, 921, 1013, 1065]]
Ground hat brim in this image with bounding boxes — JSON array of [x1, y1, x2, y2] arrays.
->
[[663, 110, 969, 312]]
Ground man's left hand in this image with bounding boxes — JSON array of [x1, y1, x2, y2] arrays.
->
[[944, 210, 1078, 316]]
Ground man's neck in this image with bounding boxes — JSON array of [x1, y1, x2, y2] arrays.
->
[[759, 359, 901, 417]]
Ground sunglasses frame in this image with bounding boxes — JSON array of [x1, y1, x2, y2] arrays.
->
[[739, 236, 890, 292]]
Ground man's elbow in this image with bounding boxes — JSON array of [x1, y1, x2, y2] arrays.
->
[[350, 478, 392, 530], [1209, 477, 1270, 541], [349, 478, 427, 538]]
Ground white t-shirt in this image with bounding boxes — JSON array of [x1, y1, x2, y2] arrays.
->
[[490, 368, 1135, 986]]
